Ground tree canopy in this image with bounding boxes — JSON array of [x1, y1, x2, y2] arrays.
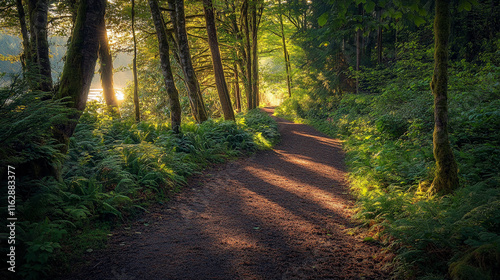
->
[[0, 0, 498, 279]]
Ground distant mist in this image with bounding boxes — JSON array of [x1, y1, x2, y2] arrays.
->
[[0, 33, 132, 89]]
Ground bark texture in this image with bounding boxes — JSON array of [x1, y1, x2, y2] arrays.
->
[[228, 2, 248, 111], [169, 0, 208, 123], [355, 4, 362, 94], [376, 8, 383, 64], [149, 0, 182, 132], [28, 0, 53, 92], [430, 0, 459, 194], [132, 0, 141, 122], [278, 0, 292, 97], [99, 17, 120, 113], [55, 0, 106, 152], [203, 0, 235, 120], [16, 0, 32, 72], [241, 0, 253, 110], [250, 2, 259, 108], [233, 62, 241, 112]]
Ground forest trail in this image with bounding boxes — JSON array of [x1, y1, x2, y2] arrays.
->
[[65, 107, 388, 280]]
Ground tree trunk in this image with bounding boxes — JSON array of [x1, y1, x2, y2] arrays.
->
[[132, 0, 141, 122], [283, 43, 292, 97], [233, 61, 241, 112], [149, 0, 182, 132], [169, 0, 208, 123], [377, 8, 383, 64], [203, 0, 235, 120], [355, 4, 362, 94], [302, 0, 307, 31], [16, 0, 32, 72], [278, 0, 291, 97], [98, 17, 120, 114], [430, 0, 459, 194], [251, 1, 259, 108], [394, 21, 398, 61], [54, 0, 106, 152], [28, 0, 53, 92], [228, 2, 248, 110], [241, 0, 253, 111], [356, 28, 361, 93]]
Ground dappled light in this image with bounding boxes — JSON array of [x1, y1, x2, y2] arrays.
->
[[1, 0, 498, 278], [59, 111, 387, 280]]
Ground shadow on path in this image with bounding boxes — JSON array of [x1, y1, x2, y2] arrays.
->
[[63, 107, 388, 280]]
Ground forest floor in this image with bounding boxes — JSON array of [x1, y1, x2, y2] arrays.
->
[[63, 107, 390, 280]]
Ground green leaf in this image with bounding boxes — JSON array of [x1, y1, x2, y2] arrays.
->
[[318, 13, 328, 27], [364, 1, 376, 13], [418, 7, 428, 17], [458, 0, 472, 12], [413, 15, 426, 26]]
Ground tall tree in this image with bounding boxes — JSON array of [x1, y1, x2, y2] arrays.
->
[[278, 0, 292, 97], [168, 0, 208, 123], [225, 1, 249, 110], [203, 0, 235, 120], [54, 0, 106, 153], [15, 0, 32, 72], [250, 0, 261, 108], [132, 0, 141, 122], [355, 3, 362, 94], [149, 0, 182, 132], [241, 0, 253, 110], [98, 15, 120, 113], [430, 0, 459, 194], [28, 0, 53, 92], [233, 61, 242, 112], [376, 6, 383, 64]]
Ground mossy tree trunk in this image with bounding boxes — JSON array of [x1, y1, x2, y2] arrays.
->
[[241, 0, 254, 111], [203, 0, 235, 120], [132, 0, 141, 122], [16, 0, 32, 72], [278, 0, 292, 98], [28, 0, 53, 92], [168, 0, 208, 123], [250, 0, 261, 108], [233, 61, 242, 112], [149, 0, 182, 132], [430, 0, 459, 194], [98, 15, 120, 115], [355, 4, 362, 94], [228, 2, 248, 111], [54, 0, 106, 153], [376, 7, 383, 64]]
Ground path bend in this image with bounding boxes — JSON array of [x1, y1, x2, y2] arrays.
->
[[66, 107, 388, 280]]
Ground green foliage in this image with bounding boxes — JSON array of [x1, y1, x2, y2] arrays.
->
[[1, 86, 279, 279], [237, 109, 281, 149], [277, 41, 499, 278], [19, 219, 67, 279], [449, 242, 500, 280], [0, 75, 73, 177]]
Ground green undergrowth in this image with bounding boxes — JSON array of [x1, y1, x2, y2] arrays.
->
[[276, 49, 500, 279], [0, 80, 279, 280]]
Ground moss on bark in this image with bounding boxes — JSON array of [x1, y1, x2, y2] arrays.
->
[[54, 0, 106, 153], [430, 0, 459, 194], [149, 0, 182, 132]]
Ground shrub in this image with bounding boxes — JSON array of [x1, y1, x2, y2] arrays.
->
[[1, 89, 280, 279], [276, 47, 500, 279]]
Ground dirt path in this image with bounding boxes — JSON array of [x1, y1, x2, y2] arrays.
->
[[65, 108, 388, 280]]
